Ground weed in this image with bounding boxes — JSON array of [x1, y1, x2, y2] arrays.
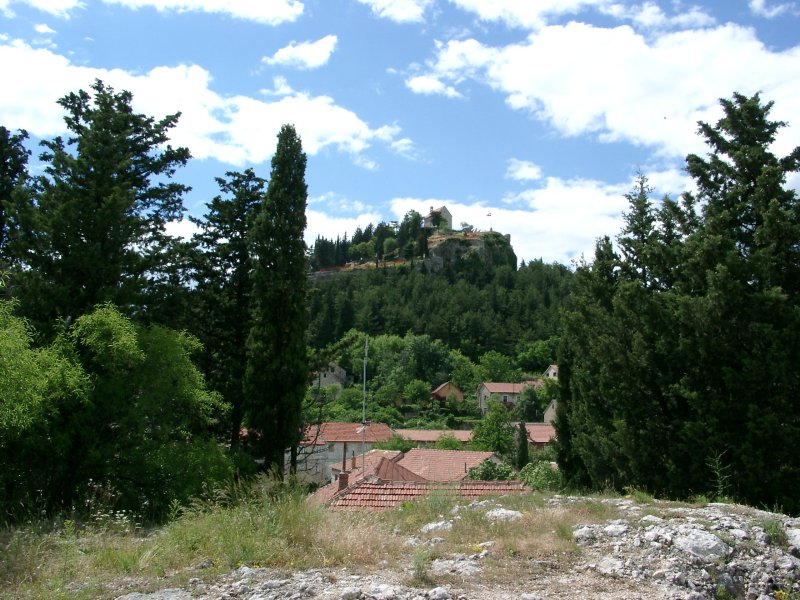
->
[[624, 486, 654, 504], [758, 518, 788, 548], [706, 451, 733, 503], [411, 548, 434, 584]]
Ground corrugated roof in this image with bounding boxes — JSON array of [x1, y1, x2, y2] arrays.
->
[[326, 479, 528, 511], [396, 448, 495, 482], [301, 422, 395, 445], [394, 429, 472, 443]]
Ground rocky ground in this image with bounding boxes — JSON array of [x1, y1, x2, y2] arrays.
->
[[113, 497, 800, 600]]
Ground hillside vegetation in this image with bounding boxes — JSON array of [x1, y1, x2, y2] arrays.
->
[[1, 84, 798, 529]]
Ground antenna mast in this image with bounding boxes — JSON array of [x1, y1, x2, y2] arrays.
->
[[362, 337, 368, 474]]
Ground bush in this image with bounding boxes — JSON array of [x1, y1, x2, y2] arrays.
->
[[519, 461, 564, 492], [467, 459, 515, 481]]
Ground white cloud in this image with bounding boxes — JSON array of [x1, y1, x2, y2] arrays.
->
[[164, 218, 200, 240], [1, 0, 83, 18], [506, 159, 542, 182], [356, 0, 433, 23], [405, 74, 462, 98], [306, 207, 383, 247], [2, 0, 303, 21], [409, 22, 800, 159], [33, 23, 57, 33], [263, 35, 338, 70], [448, 0, 612, 30], [389, 175, 632, 264], [0, 40, 406, 168], [749, 0, 796, 18], [101, 0, 303, 24], [602, 1, 715, 30]]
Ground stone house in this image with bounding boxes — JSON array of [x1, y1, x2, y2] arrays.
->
[[423, 205, 453, 230]]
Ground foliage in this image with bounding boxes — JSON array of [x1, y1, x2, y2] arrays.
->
[[470, 400, 515, 457], [1, 302, 230, 522], [6, 80, 190, 332], [557, 93, 800, 513], [434, 433, 464, 450], [467, 458, 515, 481], [515, 421, 530, 469], [518, 461, 564, 492], [373, 435, 416, 453], [190, 169, 264, 447], [0, 126, 30, 261], [245, 124, 309, 473]]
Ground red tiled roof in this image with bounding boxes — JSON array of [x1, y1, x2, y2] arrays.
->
[[326, 479, 528, 511], [396, 448, 495, 482], [394, 429, 472, 443], [331, 449, 403, 483], [301, 422, 395, 445], [481, 382, 533, 395], [525, 423, 556, 444]]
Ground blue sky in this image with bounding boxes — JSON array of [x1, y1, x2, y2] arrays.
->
[[1, 0, 799, 264]]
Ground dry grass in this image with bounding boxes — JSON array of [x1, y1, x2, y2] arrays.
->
[[1, 484, 627, 599]]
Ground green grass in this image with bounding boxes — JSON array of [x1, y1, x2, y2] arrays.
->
[[1, 479, 636, 599]]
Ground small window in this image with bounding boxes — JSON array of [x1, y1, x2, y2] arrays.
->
[[502, 395, 508, 402]]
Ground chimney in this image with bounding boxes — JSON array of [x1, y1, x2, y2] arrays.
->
[[351, 452, 357, 470], [338, 471, 349, 491]]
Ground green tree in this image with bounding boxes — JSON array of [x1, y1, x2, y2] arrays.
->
[[558, 93, 800, 512], [245, 124, 309, 474], [0, 127, 30, 260], [191, 169, 264, 448], [515, 420, 530, 469], [8, 81, 190, 331], [471, 400, 514, 457], [434, 433, 463, 450], [1, 302, 230, 521], [467, 458, 515, 480]]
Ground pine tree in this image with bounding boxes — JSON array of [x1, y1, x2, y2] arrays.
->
[[191, 169, 265, 448], [0, 127, 30, 261], [245, 124, 309, 474], [558, 93, 800, 512], [8, 80, 190, 330]]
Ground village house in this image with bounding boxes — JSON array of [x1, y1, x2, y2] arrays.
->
[[310, 363, 349, 388], [309, 448, 518, 510], [430, 380, 464, 407], [476, 381, 537, 414], [292, 422, 394, 485], [524, 422, 557, 448]]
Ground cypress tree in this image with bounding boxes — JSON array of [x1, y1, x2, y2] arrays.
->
[[245, 125, 308, 474], [516, 420, 530, 469]]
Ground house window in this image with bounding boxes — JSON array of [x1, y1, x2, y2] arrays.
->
[[502, 395, 508, 402], [327, 443, 335, 453]]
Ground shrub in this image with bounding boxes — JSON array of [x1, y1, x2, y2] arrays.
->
[[519, 461, 564, 492], [467, 459, 515, 481]]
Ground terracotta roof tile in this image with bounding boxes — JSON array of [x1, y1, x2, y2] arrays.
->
[[326, 479, 528, 511], [525, 423, 556, 444], [481, 382, 535, 395], [301, 422, 395, 445], [396, 449, 495, 482], [394, 429, 472, 443]]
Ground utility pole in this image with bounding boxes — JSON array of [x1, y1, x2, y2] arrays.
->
[[362, 337, 368, 474]]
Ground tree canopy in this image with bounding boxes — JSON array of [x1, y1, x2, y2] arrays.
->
[[557, 93, 800, 513]]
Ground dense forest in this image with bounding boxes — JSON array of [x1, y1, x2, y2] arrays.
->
[[1, 82, 798, 520]]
